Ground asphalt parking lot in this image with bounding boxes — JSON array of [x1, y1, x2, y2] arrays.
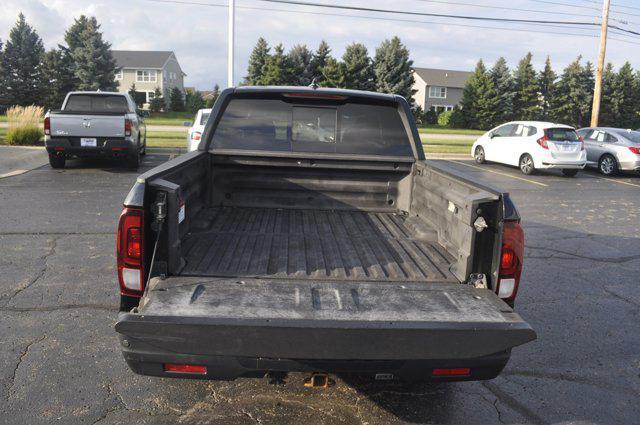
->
[[0, 154, 638, 424]]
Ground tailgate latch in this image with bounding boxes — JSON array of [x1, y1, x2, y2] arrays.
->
[[468, 273, 488, 289]]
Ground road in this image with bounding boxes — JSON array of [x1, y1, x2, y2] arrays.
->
[[0, 155, 638, 424]]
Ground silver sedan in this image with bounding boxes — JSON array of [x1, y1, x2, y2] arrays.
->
[[576, 127, 640, 175]]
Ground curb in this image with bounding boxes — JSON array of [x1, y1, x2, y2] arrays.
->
[[0, 145, 48, 179]]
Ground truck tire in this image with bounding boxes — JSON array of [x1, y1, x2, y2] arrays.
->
[[49, 154, 66, 169], [127, 151, 141, 169]]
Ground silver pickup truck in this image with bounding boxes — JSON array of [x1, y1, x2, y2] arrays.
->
[[45, 91, 147, 168]]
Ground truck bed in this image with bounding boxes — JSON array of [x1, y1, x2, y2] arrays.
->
[[180, 207, 458, 283]]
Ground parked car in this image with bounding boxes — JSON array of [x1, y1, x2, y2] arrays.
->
[[45, 91, 146, 169], [576, 127, 640, 175], [115, 86, 536, 384], [472, 121, 586, 176], [187, 108, 212, 151]]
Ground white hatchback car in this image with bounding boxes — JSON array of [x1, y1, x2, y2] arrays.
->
[[471, 121, 587, 176], [187, 108, 212, 152]]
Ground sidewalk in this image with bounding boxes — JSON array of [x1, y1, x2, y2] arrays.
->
[[0, 145, 48, 178]]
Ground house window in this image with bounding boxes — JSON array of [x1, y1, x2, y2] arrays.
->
[[429, 86, 447, 98], [136, 70, 157, 83], [115, 70, 123, 81], [434, 105, 454, 113], [147, 91, 155, 102]]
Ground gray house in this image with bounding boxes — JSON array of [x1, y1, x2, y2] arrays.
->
[[412, 67, 472, 113], [112, 50, 186, 108]]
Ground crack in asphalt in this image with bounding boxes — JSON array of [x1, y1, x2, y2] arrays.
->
[[6, 334, 47, 402], [601, 286, 640, 307], [491, 397, 505, 425], [2, 236, 60, 305], [502, 370, 640, 397], [526, 245, 640, 264], [481, 381, 545, 425], [0, 303, 117, 313]]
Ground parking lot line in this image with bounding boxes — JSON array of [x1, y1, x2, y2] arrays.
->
[[449, 161, 549, 187], [598, 176, 640, 188]]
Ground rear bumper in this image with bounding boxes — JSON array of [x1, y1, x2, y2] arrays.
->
[[119, 334, 512, 382], [619, 158, 640, 171], [45, 137, 137, 157], [539, 160, 586, 169]]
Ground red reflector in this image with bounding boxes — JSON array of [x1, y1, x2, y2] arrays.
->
[[163, 363, 207, 374], [54, 147, 65, 151], [112, 147, 123, 151], [432, 368, 471, 376]]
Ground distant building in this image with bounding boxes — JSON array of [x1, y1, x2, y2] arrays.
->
[[411, 67, 472, 113], [112, 50, 186, 108]]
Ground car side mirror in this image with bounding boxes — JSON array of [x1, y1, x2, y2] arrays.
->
[[488, 132, 495, 139]]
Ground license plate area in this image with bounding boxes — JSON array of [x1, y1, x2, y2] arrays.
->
[[81, 138, 97, 147]]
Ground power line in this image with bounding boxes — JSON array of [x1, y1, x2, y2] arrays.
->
[[411, 0, 599, 18]]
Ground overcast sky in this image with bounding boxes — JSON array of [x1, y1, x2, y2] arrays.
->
[[2, 0, 640, 90]]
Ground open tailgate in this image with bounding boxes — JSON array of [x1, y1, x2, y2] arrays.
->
[[116, 277, 535, 360]]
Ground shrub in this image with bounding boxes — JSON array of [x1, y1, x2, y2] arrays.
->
[[7, 127, 44, 145], [6, 105, 44, 145], [424, 107, 438, 124], [437, 110, 454, 127], [436, 107, 466, 128]]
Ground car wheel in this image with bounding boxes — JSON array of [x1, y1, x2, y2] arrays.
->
[[519, 154, 535, 175], [49, 154, 66, 169], [598, 154, 618, 176], [562, 169, 579, 177], [474, 146, 486, 164]]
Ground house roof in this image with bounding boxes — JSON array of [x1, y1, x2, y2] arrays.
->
[[412, 67, 472, 88], [112, 50, 176, 69]]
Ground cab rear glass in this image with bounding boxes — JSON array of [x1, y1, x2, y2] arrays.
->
[[210, 97, 413, 156], [64, 95, 129, 113], [546, 128, 579, 141]]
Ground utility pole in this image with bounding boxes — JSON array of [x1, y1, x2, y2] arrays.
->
[[590, 0, 611, 127], [228, 0, 235, 88]]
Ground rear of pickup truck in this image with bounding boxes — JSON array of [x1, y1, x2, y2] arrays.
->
[[115, 87, 535, 382], [45, 91, 146, 168]]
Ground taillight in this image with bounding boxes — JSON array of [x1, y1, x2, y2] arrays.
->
[[44, 116, 50, 135], [536, 132, 549, 149], [497, 220, 524, 303], [117, 207, 144, 296], [124, 119, 132, 137], [578, 136, 585, 151], [629, 146, 640, 155], [191, 132, 202, 141]]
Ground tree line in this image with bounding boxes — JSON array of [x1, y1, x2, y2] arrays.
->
[[0, 14, 118, 110], [243, 37, 416, 102], [457, 53, 640, 130]]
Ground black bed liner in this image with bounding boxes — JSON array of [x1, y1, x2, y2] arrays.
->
[[117, 278, 535, 360], [180, 207, 457, 283]]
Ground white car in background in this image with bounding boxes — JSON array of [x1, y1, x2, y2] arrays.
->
[[471, 121, 587, 176], [187, 108, 212, 151]]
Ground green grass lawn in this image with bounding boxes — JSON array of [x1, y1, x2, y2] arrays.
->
[[422, 137, 473, 155], [418, 125, 484, 136], [146, 131, 187, 148], [145, 112, 194, 126], [0, 128, 6, 144]]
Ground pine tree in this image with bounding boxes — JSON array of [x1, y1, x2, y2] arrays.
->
[[287, 44, 313, 86], [206, 83, 220, 108], [169, 87, 185, 111], [373, 37, 415, 103], [186, 90, 205, 113], [3, 14, 45, 106], [580, 61, 595, 125], [149, 87, 164, 112], [309, 41, 331, 83], [342, 43, 375, 91], [244, 37, 270, 85], [460, 60, 499, 130], [537, 56, 557, 121], [613, 62, 639, 128], [490, 57, 515, 123], [63, 16, 118, 91], [259, 44, 293, 86], [513, 52, 539, 120], [0, 39, 5, 99], [553, 56, 593, 127], [321, 58, 347, 88], [598, 63, 617, 126], [41, 49, 77, 110]]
